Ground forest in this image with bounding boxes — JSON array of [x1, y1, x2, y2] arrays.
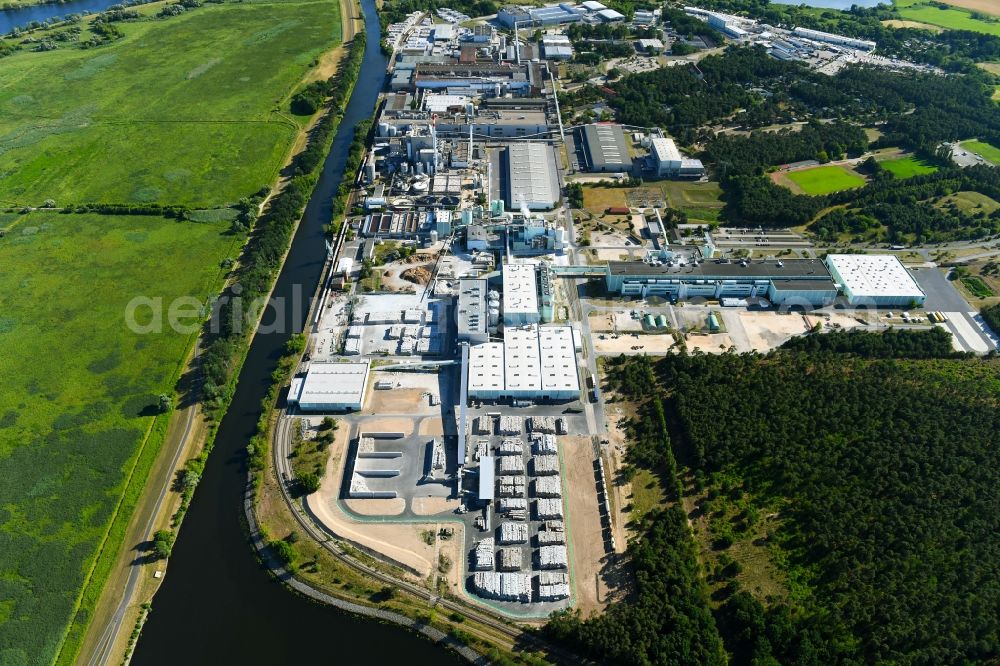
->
[[554, 342, 1000, 664]]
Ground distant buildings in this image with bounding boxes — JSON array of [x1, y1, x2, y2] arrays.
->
[[792, 27, 876, 52]]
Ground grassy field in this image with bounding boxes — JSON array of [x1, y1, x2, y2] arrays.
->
[[786, 165, 866, 195], [937, 190, 1000, 214], [0, 212, 240, 664], [894, 0, 1000, 36], [0, 0, 342, 207], [960, 139, 1000, 165], [879, 155, 939, 179], [579, 180, 724, 223]]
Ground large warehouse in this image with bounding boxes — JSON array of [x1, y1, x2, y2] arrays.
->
[[503, 143, 560, 211], [604, 258, 838, 305], [578, 124, 630, 173], [650, 136, 704, 178], [467, 325, 580, 401], [289, 361, 370, 411], [825, 254, 926, 307]]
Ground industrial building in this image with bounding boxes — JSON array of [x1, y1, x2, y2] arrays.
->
[[792, 27, 876, 52], [604, 259, 837, 305], [578, 124, 630, 173], [458, 278, 491, 343], [288, 361, 370, 411], [502, 143, 560, 210], [825, 254, 926, 307], [503, 263, 540, 325], [650, 137, 704, 178], [541, 33, 574, 60], [467, 325, 582, 401]]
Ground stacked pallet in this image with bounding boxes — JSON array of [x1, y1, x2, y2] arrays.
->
[[473, 538, 495, 571], [497, 498, 527, 513], [472, 572, 531, 602], [537, 545, 568, 570], [498, 547, 522, 571], [530, 416, 557, 434], [531, 455, 559, 476], [498, 415, 523, 435], [535, 499, 564, 520], [497, 477, 526, 497], [532, 475, 562, 498], [499, 522, 529, 544], [532, 433, 557, 454], [499, 456, 525, 475], [497, 439, 524, 456]]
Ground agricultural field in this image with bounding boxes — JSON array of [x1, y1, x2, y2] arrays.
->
[[0, 0, 343, 207], [960, 139, 1000, 165], [879, 155, 939, 179], [0, 211, 240, 664], [785, 164, 866, 195], [894, 0, 1000, 36]]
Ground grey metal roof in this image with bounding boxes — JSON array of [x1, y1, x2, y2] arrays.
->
[[580, 124, 629, 171], [607, 258, 832, 280]]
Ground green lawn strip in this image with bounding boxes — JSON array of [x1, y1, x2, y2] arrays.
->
[[962, 275, 995, 298], [879, 155, 938, 179], [0, 0, 341, 207], [786, 165, 866, 195], [0, 212, 239, 664]]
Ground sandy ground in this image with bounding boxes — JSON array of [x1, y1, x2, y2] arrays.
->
[[590, 311, 643, 332], [344, 498, 405, 515], [594, 333, 676, 354], [309, 434, 459, 587], [355, 416, 413, 436], [600, 411, 631, 550], [739, 312, 810, 352], [562, 436, 613, 614], [418, 418, 445, 436], [592, 248, 634, 262], [410, 496, 458, 516], [365, 386, 437, 416], [685, 333, 735, 353], [882, 19, 943, 31]]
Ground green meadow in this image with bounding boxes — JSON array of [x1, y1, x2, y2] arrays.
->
[[0, 0, 343, 663], [0, 212, 240, 664], [894, 0, 1000, 36], [879, 155, 939, 179], [787, 164, 866, 195], [0, 0, 342, 207]]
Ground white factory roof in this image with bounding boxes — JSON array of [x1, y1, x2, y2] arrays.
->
[[433, 23, 455, 40], [826, 254, 924, 300], [424, 93, 469, 113], [538, 326, 580, 393], [503, 263, 539, 317], [504, 325, 543, 393], [468, 343, 505, 393], [581, 0, 606, 9], [479, 456, 495, 501], [296, 362, 370, 407], [597, 8, 625, 20], [651, 136, 682, 163]]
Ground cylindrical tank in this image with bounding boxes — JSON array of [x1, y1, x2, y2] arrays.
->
[[414, 162, 424, 175], [378, 122, 390, 137], [430, 230, 439, 244], [488, 306, 500, 327], [640, 136, 652, 148], [643, 314, 655, 330], [400, 162, 409, 175], [461, 209, 474, 225], [488, 290, 500, 303], [656, 314, 668, 329], [708, 313, 720, 332], [410, 179, 428, 193]]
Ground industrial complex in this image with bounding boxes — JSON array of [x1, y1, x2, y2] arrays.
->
[[271, 0, 995, 624]]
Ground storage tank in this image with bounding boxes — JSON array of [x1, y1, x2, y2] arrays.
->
[[655, 314, 668, 329], [643, 314, 655, 330], [707, 313, 720, 332], [488, 290, 500, 303], [414, 162, 425, 175], [400, 161, 409, 175], [429, 230, 439, 244], [488, 306, 501, 327], [461, 209, 474, 225], [378, 122, 391, 137]]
